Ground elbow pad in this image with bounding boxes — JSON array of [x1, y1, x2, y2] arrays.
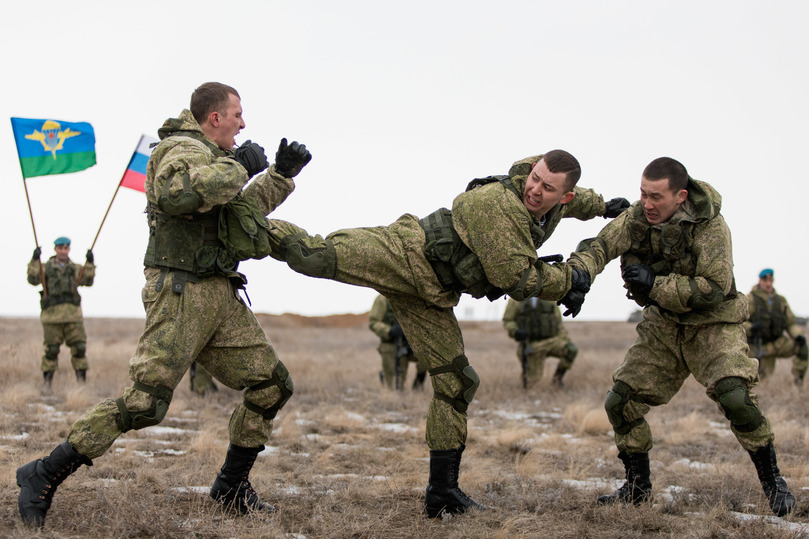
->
[[687, 278, 725, 310]]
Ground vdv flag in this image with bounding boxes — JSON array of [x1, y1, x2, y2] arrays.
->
[[120, 134, 158, 192], [10, 117, 96, 179]]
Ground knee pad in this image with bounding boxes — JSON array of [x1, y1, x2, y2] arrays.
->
[[115, 382, 173, 433], [243, 362, 295, 420], [45, 344, 60, 360], [428, 354, 480, 414], [72, 341, 87, 358], [283, 234, 337, 279], [564, 342, 578, 361], [715, 377, 764, 433], [604, 380, 637, 435]]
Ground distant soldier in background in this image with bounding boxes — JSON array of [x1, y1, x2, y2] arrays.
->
[[369, 294, 427, 390], [27, 236, 95, 386], [502, 297, 577, 389], [190, 361, 218, 396], [745, 268, 808, 386]]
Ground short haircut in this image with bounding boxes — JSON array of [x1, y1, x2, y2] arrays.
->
[[190, 82, 240, 125], [543, 150, 581, 189], [643, 157, 689, 192]]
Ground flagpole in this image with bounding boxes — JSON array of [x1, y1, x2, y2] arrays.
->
[[78, 174, 125, 285], [21, 176, 47, 296]]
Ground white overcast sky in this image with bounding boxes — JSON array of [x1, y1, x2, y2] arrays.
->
[[2, 1, 807, 322]]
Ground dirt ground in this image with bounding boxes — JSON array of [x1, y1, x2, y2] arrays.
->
[[1, 314, 808, 538]]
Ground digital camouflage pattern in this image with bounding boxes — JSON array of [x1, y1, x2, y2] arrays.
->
[[369, 294, 426, 389], [502, 297, 576, 388], [67, 110, 295, 458], [745, 284, 808, 379], [27, 256, 95, 371], [568, 178, 774, 452], [268, 154, 609, 450]]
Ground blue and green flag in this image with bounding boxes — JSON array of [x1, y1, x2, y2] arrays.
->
[[10, 117, 96, 179]]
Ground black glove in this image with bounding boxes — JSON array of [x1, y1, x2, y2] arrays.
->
[[233, 140, 269, 178], [32, 246, 42, 261], [275, 138, 312, 178], [796, 335, 807, 348], [558, 268, 591, 318], [85, 249, 94, 264], [389, 324, 404, 339], [603, 197, 631, 218], [622, 264, 655, 297], [514, 328, 529, 341]]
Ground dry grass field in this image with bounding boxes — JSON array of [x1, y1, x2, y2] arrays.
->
[[1, 313, 808, 538]]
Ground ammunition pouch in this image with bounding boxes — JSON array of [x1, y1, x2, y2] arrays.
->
[[40, 292, 81, 310]]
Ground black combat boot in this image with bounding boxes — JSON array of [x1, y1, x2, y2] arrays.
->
[[42, 370, 54, 388], [748, 443, 796, 517], [552, 367, 568, 389], [16, 440, 92, 528], [75, 369, 87, 382], [424, 445, 486, 518], [210, 444, 275, 514], [597, 451, 652, 505], [413, 371, 427, 390]]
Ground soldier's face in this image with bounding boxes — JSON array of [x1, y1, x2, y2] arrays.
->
[[523, 159, 575, 218], [210, 93, 245, 150], [55, 244, 70, 262], [640, 177, 687, 225], [759, 275, 774, 294]]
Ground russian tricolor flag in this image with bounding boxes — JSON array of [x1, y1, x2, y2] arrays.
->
[[120, 134, 158, 192]]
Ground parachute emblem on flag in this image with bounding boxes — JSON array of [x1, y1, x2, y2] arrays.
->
[[24, 120, 82, 159]]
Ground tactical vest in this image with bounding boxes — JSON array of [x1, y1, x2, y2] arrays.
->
[[620, 204, 737, 306], [40, 260, 81, 310], [516, 299, 559, 340], [419, 175, 543, 301], [750, 293, 787, 343], [143, 134, 272, 277]]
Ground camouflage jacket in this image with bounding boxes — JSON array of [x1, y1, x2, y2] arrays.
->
[[27, 256, 94, 323], [744, 285, 801, 342], [449, 154, 609, 302], [502, 297, 567, 341], [568, 178, 748, 325], [368, 294, 398, 342]]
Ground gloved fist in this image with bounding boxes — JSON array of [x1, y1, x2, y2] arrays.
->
[[796, 335, 807, 348], [604, 197, 631, 218], [514, 328, 529, 342], [234, 140, 269, 178], [86, 249, 94, 264], [275, 138, 312, 178], [389, 324, 404, 339], [32, 246, 42, 260], [558, 268, 591, 318], [622, 264, 655, 297]]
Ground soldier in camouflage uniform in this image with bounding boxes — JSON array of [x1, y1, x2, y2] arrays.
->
[[17, 82, 312, 529], [190, 361, 218, 396], [567, 157, 795, 517], [745, 268, 808, 385], [266, 151, 629, 517], [369, 294, 427, 390], [502, 297, 577, 389], [27, 236, 95, 386]]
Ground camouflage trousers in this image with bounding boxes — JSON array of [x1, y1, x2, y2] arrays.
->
[[748, 334, 809, 380], [68, 268, 290, 459], [270, 218, 473, 450], [612, 311, 773, 453], [41, 321, 89, 372], [516, 335, 576, 388], [378, 343, 427, 390]]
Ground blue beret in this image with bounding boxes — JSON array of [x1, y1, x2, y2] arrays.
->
[[53, 236, 71, 246], [759, 268, 773, 279]]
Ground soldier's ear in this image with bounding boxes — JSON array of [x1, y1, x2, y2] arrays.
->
[[559, 191, 575, 205]]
